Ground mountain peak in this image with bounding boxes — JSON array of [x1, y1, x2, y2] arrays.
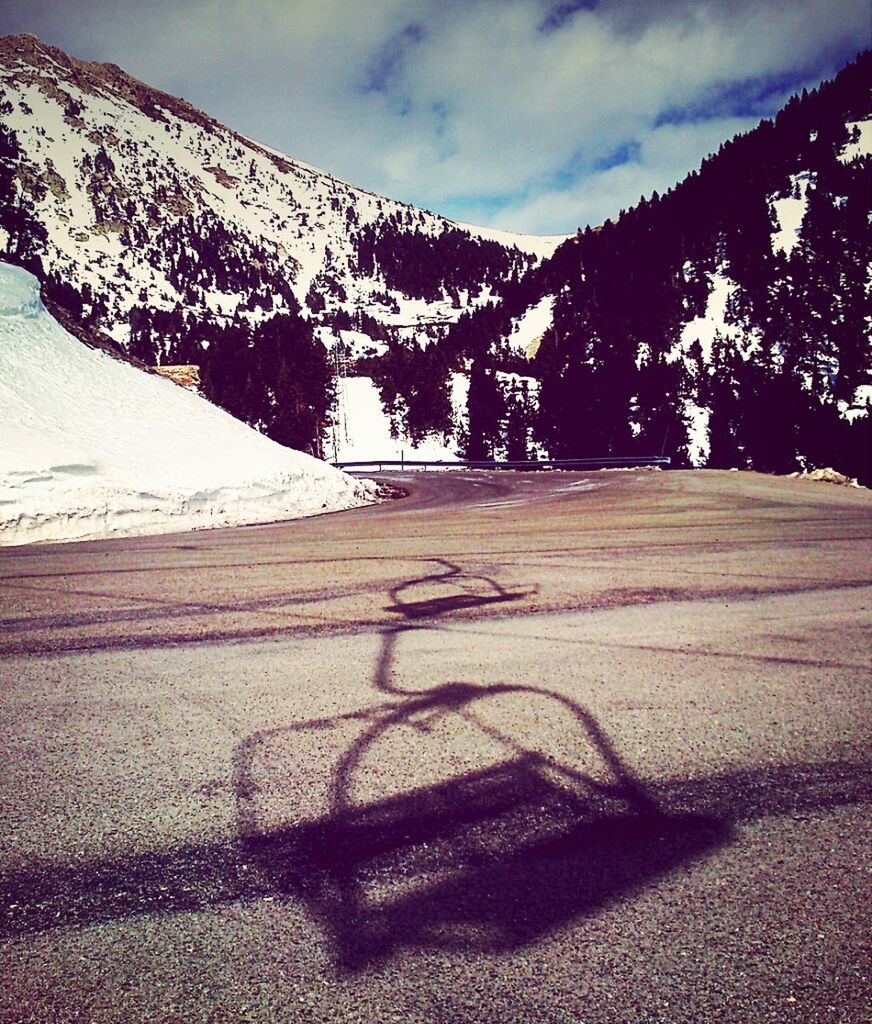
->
[[1, 31, 224, 140], [1, 34, 560, 366]]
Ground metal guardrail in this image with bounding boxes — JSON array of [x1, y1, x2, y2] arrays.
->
[[333, 456, 671, 471]]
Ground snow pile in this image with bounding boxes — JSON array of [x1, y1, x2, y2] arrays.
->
[[788, 467, 860, 488], [0, 263, 375, 545]]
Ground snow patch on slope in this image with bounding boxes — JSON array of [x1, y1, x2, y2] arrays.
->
[[450, 221, 565, 261], [771, 172, 814, 256], [0, 263, 373, 545], [839, 119, 872, 163], [507, 295, 554, 356], [331, 376, 464, 464], [669, 268, 757, 467], [838, 383, 872, 423], [684, 405, 711, 467], [672, 269, 754, 366]]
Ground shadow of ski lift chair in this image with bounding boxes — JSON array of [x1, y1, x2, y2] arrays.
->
[[235, 561, 731, 972]]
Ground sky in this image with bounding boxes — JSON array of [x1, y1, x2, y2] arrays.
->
[[1, 0, 868, 236]]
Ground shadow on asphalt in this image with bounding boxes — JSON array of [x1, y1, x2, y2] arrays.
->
[[2, 560, 871, 975], [382, 557, 536, 619]]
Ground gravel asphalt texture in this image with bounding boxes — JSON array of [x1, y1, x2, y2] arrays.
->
[[0, 469, 870, 1023]]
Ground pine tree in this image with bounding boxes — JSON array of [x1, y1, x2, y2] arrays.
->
[[505, 381, 535, 461], [465, 360, 505, 460], [0, 113, 46, 270]]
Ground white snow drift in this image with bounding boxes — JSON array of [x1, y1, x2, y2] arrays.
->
[[0, 262, 375, 546]]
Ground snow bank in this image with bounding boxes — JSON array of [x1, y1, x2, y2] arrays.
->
[[0, 263, 374, 545], [788, 467, 860, 488]]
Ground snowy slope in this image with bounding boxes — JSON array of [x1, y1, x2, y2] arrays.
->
[[0, 33, 563, 355], [330, 375, 469, 464], [506, 295, 555, 357], [0, 262, 374, 545]]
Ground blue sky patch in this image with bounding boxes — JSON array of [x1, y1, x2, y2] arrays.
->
[[655, 54, 858, 128], [539, 0, 600, 34], [594, 140, 642, 171], [362, 23, 426, 95]]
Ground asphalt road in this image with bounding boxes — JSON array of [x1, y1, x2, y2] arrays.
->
[[1, 469, 870, 1023]]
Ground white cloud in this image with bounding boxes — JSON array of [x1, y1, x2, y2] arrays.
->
[[1, 0, 868, 233]]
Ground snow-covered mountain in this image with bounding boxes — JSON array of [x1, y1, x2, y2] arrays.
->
[[0, 32, 561, 363], [454, 53, 872, 480], [2, 34, 868, 480], [0, 261, 374, 545]]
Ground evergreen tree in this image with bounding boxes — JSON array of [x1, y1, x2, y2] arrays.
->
[[258, 313, 335, 457], [0, 109, 46, 270], [504, 381, 535, 461], [465, 360, 505, 460]]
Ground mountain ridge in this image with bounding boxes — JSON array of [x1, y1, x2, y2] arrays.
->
[[0, 31, 561, 347], [1, 34, 869, 480]]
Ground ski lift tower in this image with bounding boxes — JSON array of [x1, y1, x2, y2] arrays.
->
[[331, 337, 350, 462]]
